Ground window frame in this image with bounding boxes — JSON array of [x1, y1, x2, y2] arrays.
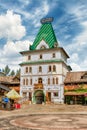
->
[[52, 53, 55, 58], [40, 54, 42, 59], [28, 55, 31, 60], [39, 66, 42, 72], [53, 92, 58, 97], [25, 67, 28, 73]]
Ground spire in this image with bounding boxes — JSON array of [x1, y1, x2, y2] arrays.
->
[[30, 17, 58, 50]]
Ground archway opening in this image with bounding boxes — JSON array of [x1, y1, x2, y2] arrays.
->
[[34, 90, 44, 104]]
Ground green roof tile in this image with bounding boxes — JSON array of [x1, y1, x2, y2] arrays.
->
[[30, 23, 58, 50]]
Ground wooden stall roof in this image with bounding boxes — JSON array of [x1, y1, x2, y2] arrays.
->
[[64, 71, 87, 84], [0, 76, 20, 84]]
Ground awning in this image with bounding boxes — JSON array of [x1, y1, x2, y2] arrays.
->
[[64, 92, 87, 96], [0, 84, 10, 91], [6, 89, 21, 99]]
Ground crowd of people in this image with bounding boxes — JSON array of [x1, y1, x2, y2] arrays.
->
[[1, 96, 20, 110]]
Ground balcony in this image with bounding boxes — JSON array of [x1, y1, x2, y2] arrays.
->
[[34, 83, 43, 89]]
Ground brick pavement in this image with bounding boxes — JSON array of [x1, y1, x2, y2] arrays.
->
[[0, 104, 87, 130]]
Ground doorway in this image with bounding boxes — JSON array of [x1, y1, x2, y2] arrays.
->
[[34, 90, 44, 104], [48, 92, 51, 101]]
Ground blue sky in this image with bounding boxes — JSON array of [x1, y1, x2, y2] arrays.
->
[[0, 0, 87, 71]]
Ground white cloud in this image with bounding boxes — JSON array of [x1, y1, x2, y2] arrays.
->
[[0, 40, 32, 71], [18, 0, 30, 6], [12, 1, 50, 27], [0, 10, 26, 40], [63, 4, 87, 71], [69, 63, 82, 71], [74, 21, 87, 46], [70, 53, 79, 62]]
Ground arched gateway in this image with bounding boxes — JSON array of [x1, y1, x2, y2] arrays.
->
[[33, 90, 45, 104]]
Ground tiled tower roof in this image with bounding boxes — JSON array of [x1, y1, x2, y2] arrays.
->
[[30, 19, 58, 50]]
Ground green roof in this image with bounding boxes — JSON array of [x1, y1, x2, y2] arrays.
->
[[30, 23, 58, 50]]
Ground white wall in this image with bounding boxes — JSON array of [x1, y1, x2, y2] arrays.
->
[[20, 40, 69, 103]]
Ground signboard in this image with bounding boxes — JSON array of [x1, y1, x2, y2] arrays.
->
[[40, 17, 53, 24]]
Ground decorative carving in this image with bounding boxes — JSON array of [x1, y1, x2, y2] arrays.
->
[[34, 84, 43, 89]]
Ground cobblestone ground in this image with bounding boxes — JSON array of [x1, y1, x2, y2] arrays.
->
[[0, 104, 87, 130]]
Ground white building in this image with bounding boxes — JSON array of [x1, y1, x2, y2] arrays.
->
[[20, 18, 71, 104]]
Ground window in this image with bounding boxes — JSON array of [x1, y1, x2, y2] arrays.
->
[[56, 77, 58, 84], [26, 78, 28, 85], [40, 54, 42, 59], [39, 66, 42, 72], [38, 77, 42, 83], [53, 65, 56, 72], [25, 67, 28, 73], [40, 45, 46, 49], [48, 78, 50, 85], [23, 92, 27, 97], [23, 79, 25, 85], [53, 78, 55, 84], [29, 67, 32, 73], [30, 78, 32, 85], [48, 65, 51, 72], [28, 55, 31, 60], [53, 92, 58, 97], [52, 53, 55, 58]]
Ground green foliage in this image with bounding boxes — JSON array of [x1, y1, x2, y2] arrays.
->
[[2, 65, 20, 76], [10, 70, 15, 76], [66, 96, 72, 104], [16, 68, 20, 76], [2, 65, 10, 76]]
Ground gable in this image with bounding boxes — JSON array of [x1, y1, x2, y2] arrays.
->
[[36, 39, 49, 50], [12, 76, 20, 82]]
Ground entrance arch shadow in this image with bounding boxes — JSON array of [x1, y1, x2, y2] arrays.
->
[[33, 90, 45, 104]]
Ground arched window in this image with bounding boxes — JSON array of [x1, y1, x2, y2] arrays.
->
[[39, 66, 42, 72], [48, 78, 50, 85], [52, 53, 55, 58], [25, 67, 28, 73], [53, 78, 55, 84], [28, 55, 31, 60], [53, 65, 56, 72], [38, 77, 42, 84], [40, 45, 46, 49], [48, 65, 51, 72], [30, 78, 32, 85], [56, 77, 58, 84], [40, 54, 42, 59], [23, 79, 25, 85], [29, 67, 32, 73], [26, 78, 28, 85]]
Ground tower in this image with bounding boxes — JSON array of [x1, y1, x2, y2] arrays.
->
[[19, 18, 70, 104]]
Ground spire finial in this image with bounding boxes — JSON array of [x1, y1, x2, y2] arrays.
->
[[40, 17, 54, 24]]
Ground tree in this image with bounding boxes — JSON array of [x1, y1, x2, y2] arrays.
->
[[2, 65, 10, 76], [10, 70, 15, 76], [16, 68, 20, 77]]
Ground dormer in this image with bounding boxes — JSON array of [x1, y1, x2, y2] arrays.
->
[[36, 39, 49, 50]]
